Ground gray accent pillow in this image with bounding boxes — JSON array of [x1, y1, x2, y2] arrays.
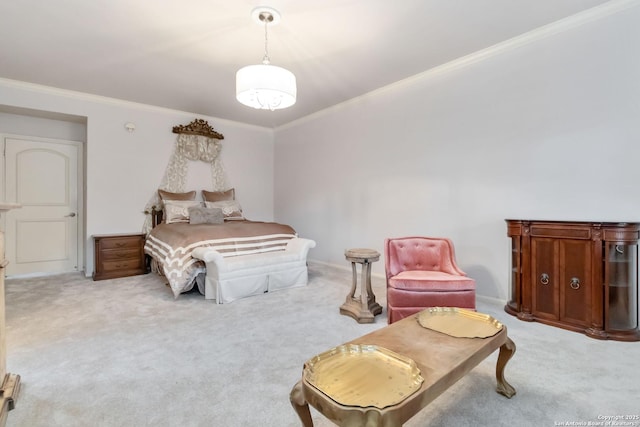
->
[[188, 206, 224, 225]]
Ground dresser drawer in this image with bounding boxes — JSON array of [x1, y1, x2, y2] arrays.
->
[[530, 224, 592, 240], [93, 233, 148, 281]]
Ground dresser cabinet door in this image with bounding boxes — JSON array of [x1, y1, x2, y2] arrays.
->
[[531, 238, 558, 321], [559, 239, 592, 327], [531, 237, 592, 327]]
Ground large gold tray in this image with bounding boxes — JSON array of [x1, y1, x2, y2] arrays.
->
[[304, 344, 424, 409], [417, 307, 503, 338]]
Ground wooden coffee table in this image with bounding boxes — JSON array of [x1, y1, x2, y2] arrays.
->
[[290, 311, 516, 426]]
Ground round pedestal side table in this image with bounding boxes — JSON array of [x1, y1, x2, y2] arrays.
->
[[340, 248, 383, 323]]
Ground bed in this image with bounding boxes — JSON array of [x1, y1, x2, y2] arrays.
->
[[142, 120, 313, 299], [144, 194, 302, 298]]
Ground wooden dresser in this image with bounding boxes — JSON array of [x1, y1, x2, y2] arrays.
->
[[93, 233, 147, 281], [505, 219, 640, 341]]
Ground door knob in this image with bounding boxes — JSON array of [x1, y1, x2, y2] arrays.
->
[[65, 212, 76, 217]]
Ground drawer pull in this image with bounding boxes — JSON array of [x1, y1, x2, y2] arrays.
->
[[570, 277, 580, 290], [540, 273, 549, 285]]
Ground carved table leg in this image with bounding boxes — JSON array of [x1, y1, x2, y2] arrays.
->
[[290, 380, 314, 427], [345, 262, 357, 301], [363, 261, 382, 316], [360, 262, 369, 312], [495, 337, 516, 398]]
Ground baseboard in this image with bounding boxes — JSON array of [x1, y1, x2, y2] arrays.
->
[[476, 294, 507, 309], [307, 258, 386, 280]]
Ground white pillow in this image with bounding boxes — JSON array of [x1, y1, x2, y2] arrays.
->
[[163, 200, 202, 224], [204, 200, 244, 219]]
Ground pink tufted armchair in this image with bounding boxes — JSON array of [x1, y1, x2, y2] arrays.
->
[[384, 236, 476, 324]]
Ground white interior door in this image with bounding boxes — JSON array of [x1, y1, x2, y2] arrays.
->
[[3, 136, 82, 276]]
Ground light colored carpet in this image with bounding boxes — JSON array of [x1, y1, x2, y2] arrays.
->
[[4, 262, 640, 427]]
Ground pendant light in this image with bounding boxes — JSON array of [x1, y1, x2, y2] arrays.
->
[[236, 7, 297, 110]]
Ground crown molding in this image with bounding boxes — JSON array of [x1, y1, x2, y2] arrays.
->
[[0, 77, 273, 132]]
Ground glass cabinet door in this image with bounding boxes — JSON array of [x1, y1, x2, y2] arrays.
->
[[606, 243, 638, 330], [510, 239, 519, 307]]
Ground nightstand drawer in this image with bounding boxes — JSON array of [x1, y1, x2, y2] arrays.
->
[[99, 237, 142, 250], [101, 248, 141, 261], [93, 233, 148, 281], [101, 258, 144, 272]]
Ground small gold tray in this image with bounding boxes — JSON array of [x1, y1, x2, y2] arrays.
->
[[304, 344, 424, 409], [417, 307, 503, 338]]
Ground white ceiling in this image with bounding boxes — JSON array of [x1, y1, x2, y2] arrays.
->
[[0, 0, 610, 128]]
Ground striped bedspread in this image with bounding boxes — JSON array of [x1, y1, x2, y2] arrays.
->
[[144, 220, 297, 297]]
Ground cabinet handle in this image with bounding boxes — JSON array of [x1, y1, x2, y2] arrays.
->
[[540, 273, 549, 285], [570, 277, 580, 290]]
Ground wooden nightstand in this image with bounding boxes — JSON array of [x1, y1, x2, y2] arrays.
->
[[93, 233, 147, 281]]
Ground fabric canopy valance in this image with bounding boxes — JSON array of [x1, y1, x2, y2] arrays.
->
[[143, 119, 228, 234]]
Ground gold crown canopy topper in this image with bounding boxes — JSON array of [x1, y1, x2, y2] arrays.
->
[[172, 119, 224, 140]]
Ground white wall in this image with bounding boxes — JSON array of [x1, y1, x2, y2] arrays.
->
[[0, 81, 274, 276], [273, 5, 640, 301]]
